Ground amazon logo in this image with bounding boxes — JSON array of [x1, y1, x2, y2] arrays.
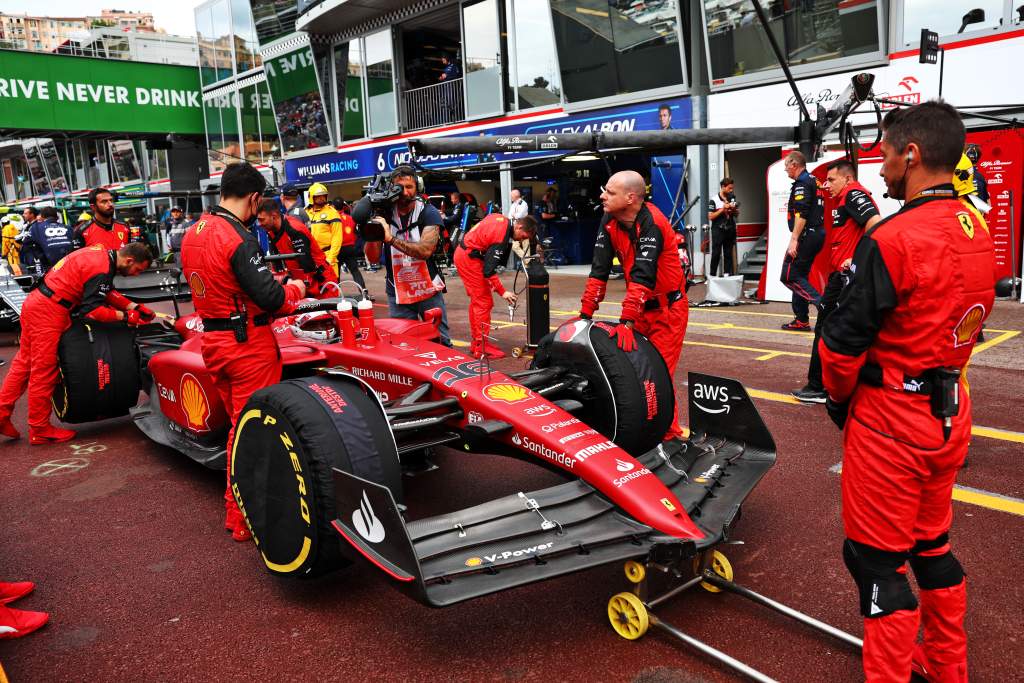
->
[[692, 382, 733, 414]]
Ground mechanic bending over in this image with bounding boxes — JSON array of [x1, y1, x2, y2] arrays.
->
[[256, 199, 340, 298], [580, 170, 689, 441], [819, 100, 995, 682], [364, 165, 452, 347], [454, 213, 535, 359], [181, 163, 306, 543], [793, 159, 881, 404], [0, 242, 154, 445]]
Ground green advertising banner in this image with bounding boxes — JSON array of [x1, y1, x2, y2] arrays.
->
[[0, 49, 205, 135], [262, 44, 320, 103]]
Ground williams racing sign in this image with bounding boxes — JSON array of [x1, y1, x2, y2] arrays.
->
[[286, 97, 693, 183]]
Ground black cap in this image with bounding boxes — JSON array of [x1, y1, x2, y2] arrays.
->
[[170, 206, 183, 212], [281, 183, 300, 197]]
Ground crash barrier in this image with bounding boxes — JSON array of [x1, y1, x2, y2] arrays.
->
[[54, 320, 139, 423]]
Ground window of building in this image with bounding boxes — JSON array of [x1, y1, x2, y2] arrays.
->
[[704, 0, 881, 86], [901, 0, 1005, 44], [230, 0, 262, 73], [147, 146, 169, 181], [108, 140, 141, 183], [365, 29, 397, 137], [463, 0, 504, 118], [264, 41, 332, 152], [507, 0, 562, 110], [334, 41, 367, 142], [210, 0, 234, 83], [256, 80, 281, 160], [550, 0, 684, 104], [38, 139, 69, 193], [250, 0, 299, 47], [23, 141, 51, 196], [240, 83, 262, 162], [196, 5, 218, 87]]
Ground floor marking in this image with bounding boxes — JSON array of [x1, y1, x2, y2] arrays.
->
[[69, 442, 107, 455], [684, 340, 810, 361], [551, 309, 817, 339], [829, 462, 1024, 517], [971, 329, 1020, 356], [31, 457, 90, 477], [744, 388, 1023, 444]]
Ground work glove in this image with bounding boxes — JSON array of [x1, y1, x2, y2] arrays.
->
[[826, 397, 849, 430], [124, 309, 144, 327], [605, 323, 637, 353], [135, 304, 156, 322]]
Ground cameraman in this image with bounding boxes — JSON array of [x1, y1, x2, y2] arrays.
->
[[365, 166, 452, 346], [707, 177, 739, 276]]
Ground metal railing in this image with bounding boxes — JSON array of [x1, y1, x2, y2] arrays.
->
[[402, 78, 465, 132]]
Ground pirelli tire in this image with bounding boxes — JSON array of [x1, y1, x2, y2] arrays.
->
[[532, 323, 674, 456], [53, 319, 140, 424], [231, 375, 402, 579]]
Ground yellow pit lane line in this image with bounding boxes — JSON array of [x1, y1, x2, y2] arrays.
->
[[829, 463, 1024, 517], [971, 329, 1020, 356]]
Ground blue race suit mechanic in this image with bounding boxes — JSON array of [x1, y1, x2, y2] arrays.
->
[[579, 170, 689, 441], [181, 164, 306, 543], [819, 101, 996, 683], [22, 207, 74, 274], [780, 151, 826, 330]]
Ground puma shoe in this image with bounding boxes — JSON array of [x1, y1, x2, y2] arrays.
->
[[0, 603, 49, 639], [0, 582, 34, 605], [781, 319, 811, 331], [29, 425, 75, 445], [0, 416, 20, 440]]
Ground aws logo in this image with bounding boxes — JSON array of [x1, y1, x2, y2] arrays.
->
[[180, 373, 211, 432]]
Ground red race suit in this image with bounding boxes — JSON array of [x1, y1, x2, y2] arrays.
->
[[270, 214, 339, 297], [453, 213, 513, 354], [820, 185, 995, 682], [181, 207, 303, 538], [0, 246, 132, 430], [580, 202, 688, 440], [74, 218, 129, 251]]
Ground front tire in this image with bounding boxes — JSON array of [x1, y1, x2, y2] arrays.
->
[[231, 375, 402, 578]]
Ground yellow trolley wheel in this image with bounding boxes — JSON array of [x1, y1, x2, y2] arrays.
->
[[693, 549, 733, 593], [608, 591, 649, 640], [624, 560, 646, 584], [511, 347, 523, 358]]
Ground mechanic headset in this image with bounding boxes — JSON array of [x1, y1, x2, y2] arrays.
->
[[390, 165, 425, 194]]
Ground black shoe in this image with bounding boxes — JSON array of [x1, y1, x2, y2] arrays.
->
[[792, 386, 827, 404]]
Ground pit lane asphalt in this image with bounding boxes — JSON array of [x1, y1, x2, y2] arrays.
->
[[1, 268, 1021, 682]]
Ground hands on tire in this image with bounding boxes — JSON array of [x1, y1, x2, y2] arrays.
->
[[605, 323, 637, 352]]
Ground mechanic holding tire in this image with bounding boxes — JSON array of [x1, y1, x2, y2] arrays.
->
[[255, 199, 339, 298], [181, 163, 306, 543], [579, 170, 689, 442], [454, 213, 535, 359], [0, 242, 153, 444], [819, 101, 996, 682]]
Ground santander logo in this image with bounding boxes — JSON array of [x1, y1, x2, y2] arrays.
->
[[615, 458, 634, 473]]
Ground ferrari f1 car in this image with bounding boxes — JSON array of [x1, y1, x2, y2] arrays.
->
[[53, 291, 775, 603]]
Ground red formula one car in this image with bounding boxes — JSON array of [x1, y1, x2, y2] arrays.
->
[[53, 291, 776, 609]]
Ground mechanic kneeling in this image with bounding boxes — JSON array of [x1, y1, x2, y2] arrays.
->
[[181, 163, 306, 542], [454, 213, 534, 359], [820, 101, 995, 682], [255, 199, 340, 298], [580, 170, 689, 441], [0, 242, 153, 444]]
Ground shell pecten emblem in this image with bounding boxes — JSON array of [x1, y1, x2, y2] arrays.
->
[[953, 303, 985, 347], [180, 373, 211, 432], [482, 383, 530, 404]]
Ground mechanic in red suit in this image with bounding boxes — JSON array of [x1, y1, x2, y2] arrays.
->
[[255, 199, 339, 298], [453, 213, 534, 358], [73, 188, 130, 251], [336, 204, 367, 291], [0, 242, 153, 444], [793, 158, 882, 404], [181, 164, 305, 542], [579, 170, 688, 441], [820, 101, 995, 683]]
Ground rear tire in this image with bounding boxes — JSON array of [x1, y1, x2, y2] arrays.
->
[[53, 320, 140, 423], [231, 375, 402, 579], [532, 322, 674, 456]]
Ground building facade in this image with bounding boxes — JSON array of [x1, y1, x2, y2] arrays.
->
[[0, 10, 159, 53], [192, 0, 1024, 279]]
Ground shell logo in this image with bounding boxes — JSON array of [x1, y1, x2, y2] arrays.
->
[[464, 557, 483, 568], [953, 304, 985, 347], [189, 272, 206, 298], [483, 383, 530, 404], [180, 373, 211, 432]]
